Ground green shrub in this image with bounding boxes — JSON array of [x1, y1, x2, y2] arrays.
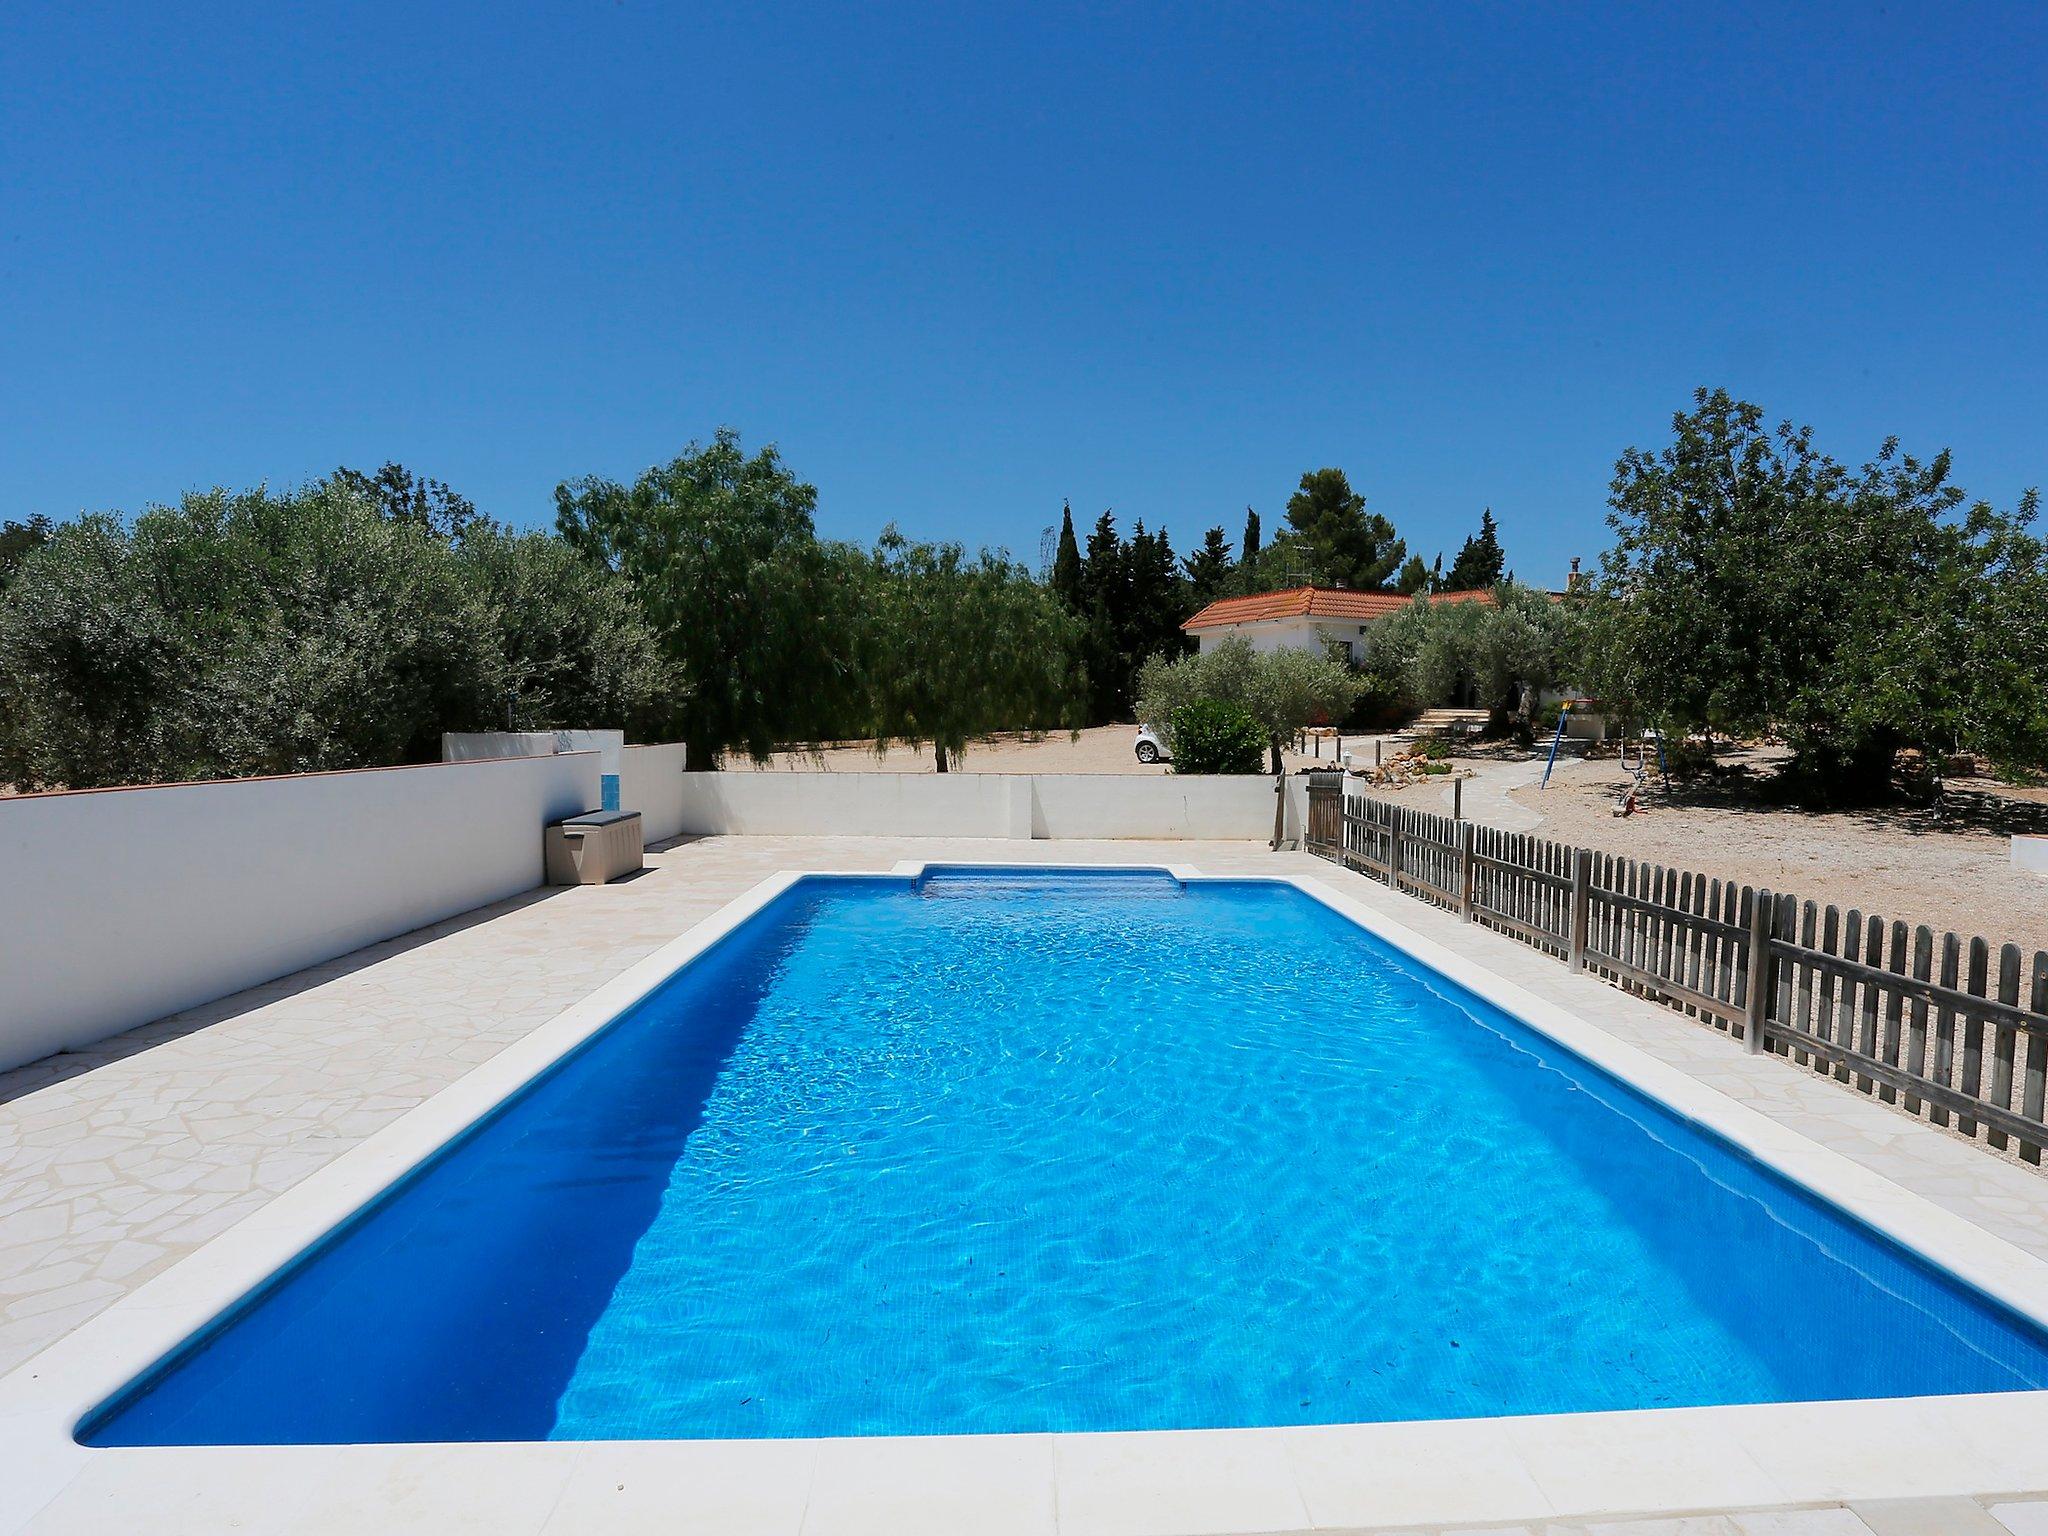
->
[[1168, 700, 1266, 774], [1412, 735, 1452, 761]]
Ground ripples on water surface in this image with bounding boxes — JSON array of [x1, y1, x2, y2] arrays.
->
[[87, 867, 2048, 1444]]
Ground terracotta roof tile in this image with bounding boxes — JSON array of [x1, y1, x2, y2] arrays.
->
[[1181, 585, 1494, 632]]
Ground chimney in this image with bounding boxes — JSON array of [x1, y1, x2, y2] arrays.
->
[[1567, 556, 1583, 593]]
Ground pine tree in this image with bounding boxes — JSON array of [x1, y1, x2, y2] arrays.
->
[[1182, 525, 1234, 607], [1081, 510, 1126, 723], [1051, 501, 1084, 612], [1394, 553, 1434, 595], [1130, 521, 1186, 671], [1443, 508, 1506, 591], [1283, 468, 1405, 591]]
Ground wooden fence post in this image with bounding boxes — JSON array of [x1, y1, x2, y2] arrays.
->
[[1453, 776, 1463, 820], [1387, 805, 1405, 891], [1746, 888, 1773, 1054], [1568, 848, 1591, 971], [1458, 820, 1475, 922]]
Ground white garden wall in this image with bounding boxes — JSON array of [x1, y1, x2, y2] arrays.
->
[[618, 744, 690, 844], [445, 733, 685, 843], [1030, 775, 1305, 840], [678, 773, 1033, 839], [0, 754, 599, 1075], [673, 772, 1307, 842]]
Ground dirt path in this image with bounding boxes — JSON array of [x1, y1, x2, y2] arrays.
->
[[725, 724, 1392, 777]]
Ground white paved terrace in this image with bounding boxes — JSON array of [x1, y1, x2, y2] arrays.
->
[[7, 835, 2048, 1534]]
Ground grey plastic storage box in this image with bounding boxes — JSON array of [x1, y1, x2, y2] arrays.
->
[[545, 809, 644, 885]]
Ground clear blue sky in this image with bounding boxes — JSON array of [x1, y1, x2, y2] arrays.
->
[[4, 2, 2043, 586]]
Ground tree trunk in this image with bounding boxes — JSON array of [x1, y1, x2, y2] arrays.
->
[[685, 732, 719, 771], [935, 742, 950, 773], [1787, 730, 1902, 806], [1268, 736, 1284, 775]]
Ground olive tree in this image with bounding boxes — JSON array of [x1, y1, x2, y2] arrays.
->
[[1137, 637, 1360, 845], [454, 525, 681, 740], [0, 484, 501, 787], [0, 483, 675, 790], [1136, 636, 1360, 774], [1358, 584, 1582, 725]]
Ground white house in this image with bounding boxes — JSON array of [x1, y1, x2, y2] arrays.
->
[[1181, 585, 1494, 663]]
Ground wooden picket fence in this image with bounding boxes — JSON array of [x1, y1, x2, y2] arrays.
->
[[1304, 773, 2048, 1164]]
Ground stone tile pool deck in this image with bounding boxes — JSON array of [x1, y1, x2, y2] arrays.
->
[[8, 834, 2048, 1534]]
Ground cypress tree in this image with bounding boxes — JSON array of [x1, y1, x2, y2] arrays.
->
[[1050, 500, 1084, 612]]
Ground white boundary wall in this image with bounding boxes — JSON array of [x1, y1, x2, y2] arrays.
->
[[674, 772, 1307, 842], [618, 744, 690, 845], [0, 754, 599, 1074]]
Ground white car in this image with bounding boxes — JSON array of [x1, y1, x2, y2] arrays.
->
[[1134, 724, 1169, 764]]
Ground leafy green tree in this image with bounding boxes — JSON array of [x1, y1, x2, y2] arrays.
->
[[1362, 584, 1580, 726], [330, 462, 482, 542], [1240, 530, 1329, 590], [0, 485, 502, 788], [555, 429, 860, 767], [1135, 636, 1361, 775], [455, 525, 680, 740], [1283, 468, 1405, 591], [1394, 553, 1435, 595], [1079, 509, 1127, 722], [1182, 525, 1234, 608], [1126, 520, 1186, 664], [0, 514, 53, 592], [0, 512, 198, 787], [854, 530, 1084, 771], [1588, 388, 2047, 801], [1072, 512, 1192, 723], [1442, 508, 1505, 591], [1961, 496, 2048, 772], [1050, 501, 1084, 612], [1166, 699, 1265, 774]]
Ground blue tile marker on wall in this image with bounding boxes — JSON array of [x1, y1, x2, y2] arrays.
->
[[601, 773, 621, 813]]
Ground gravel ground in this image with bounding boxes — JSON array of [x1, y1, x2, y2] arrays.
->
[[1368, 744, 2048, 956]]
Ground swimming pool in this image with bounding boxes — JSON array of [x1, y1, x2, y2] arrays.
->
[[81, 865, 2048, 1446]]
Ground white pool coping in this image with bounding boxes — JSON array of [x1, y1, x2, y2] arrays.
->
[[8, 859, 2048, 1534]]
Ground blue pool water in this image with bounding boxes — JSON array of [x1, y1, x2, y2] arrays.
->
[[85, 868, 2048, 1445]]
